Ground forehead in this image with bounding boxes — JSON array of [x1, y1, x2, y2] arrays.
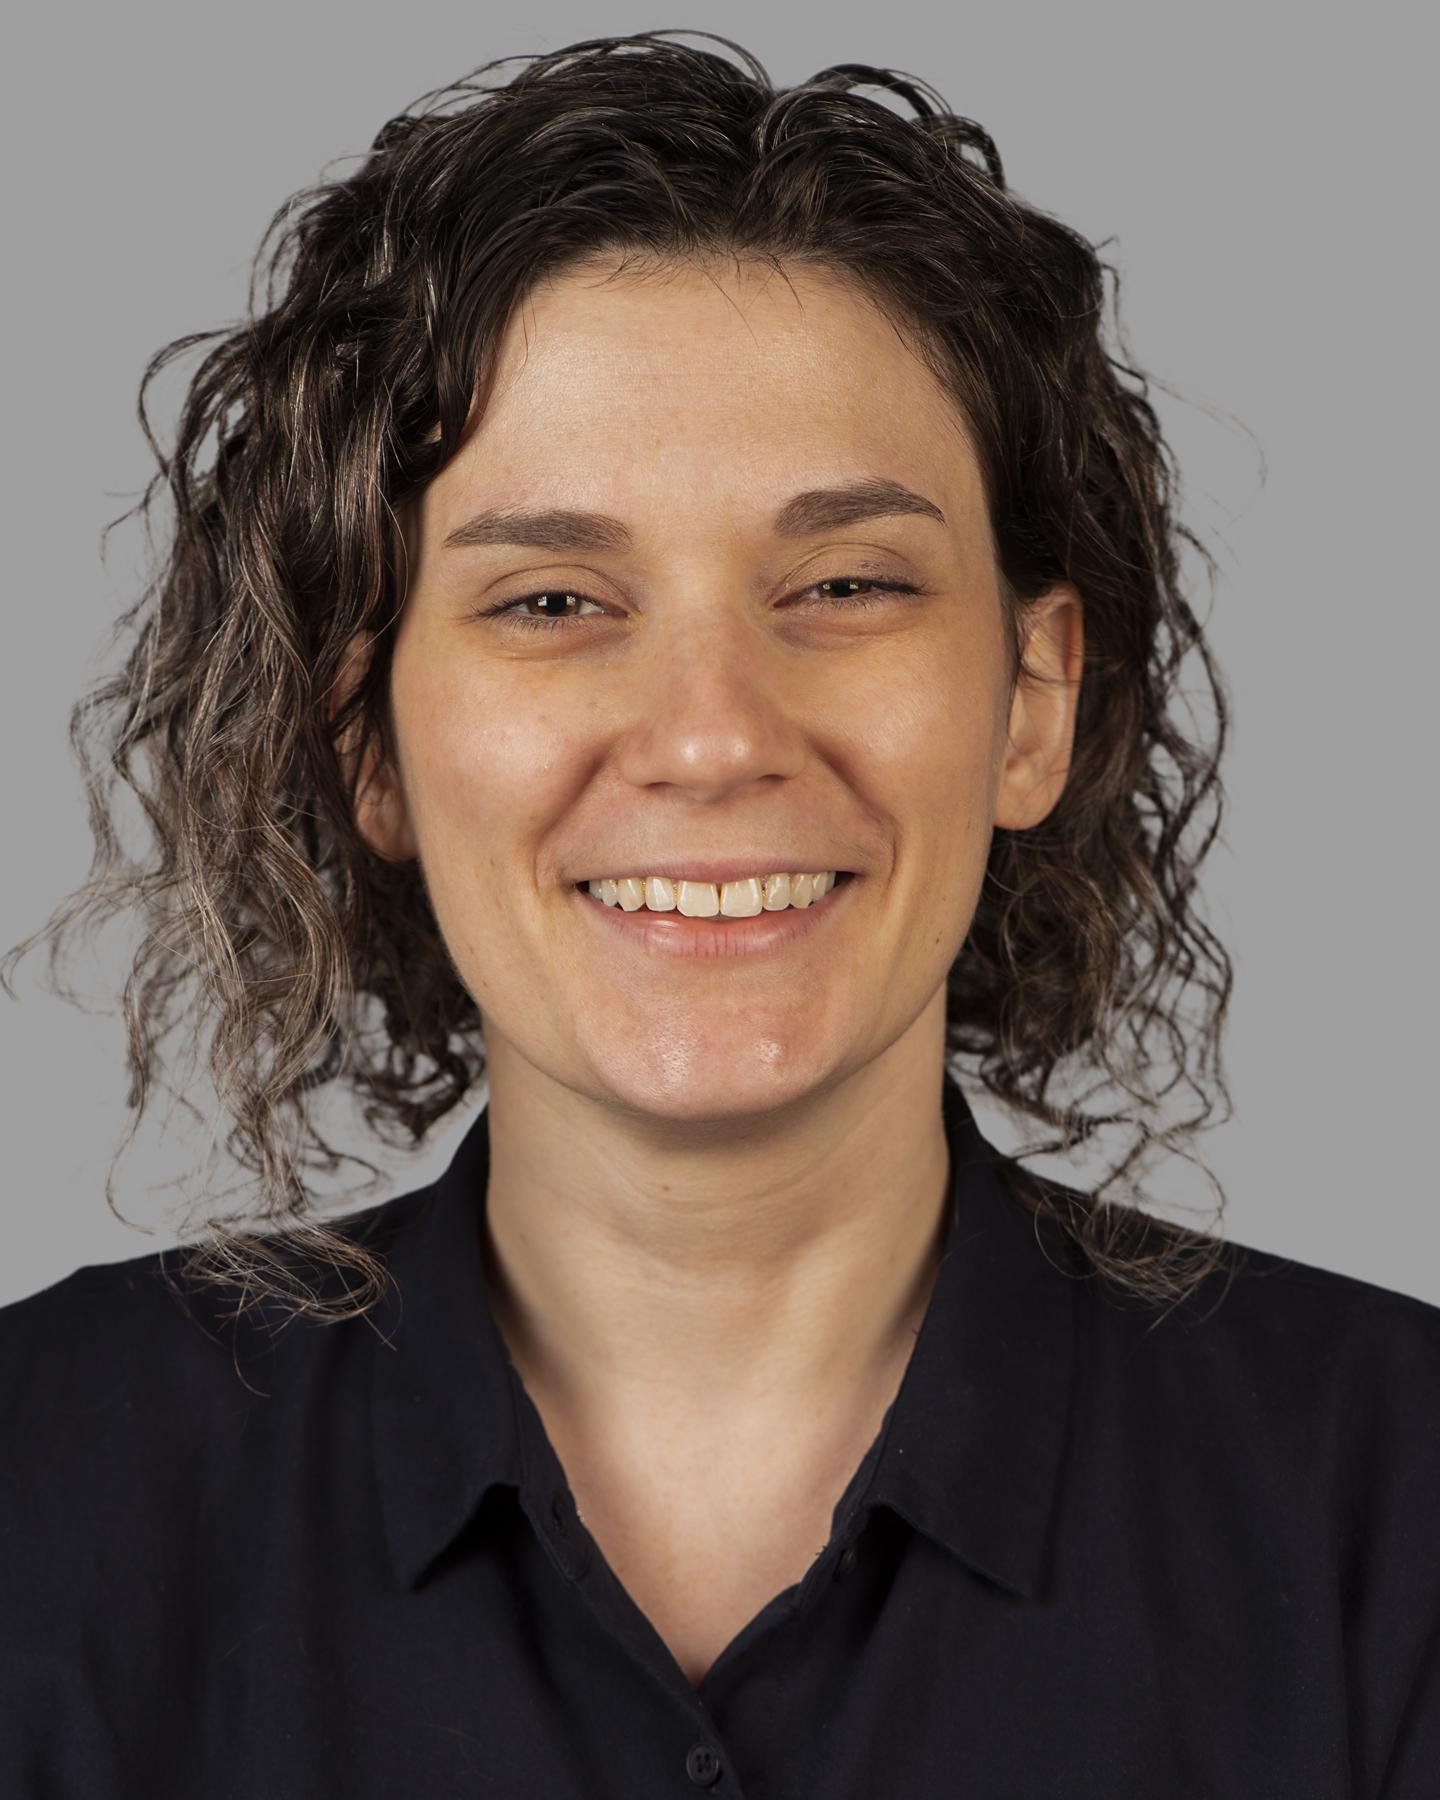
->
[[422, 257, 985, 545]]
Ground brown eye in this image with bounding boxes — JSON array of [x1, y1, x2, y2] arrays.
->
[[809, 577, 920, 608], [470, 590, 605, 630], [468, 574, 922, 632]]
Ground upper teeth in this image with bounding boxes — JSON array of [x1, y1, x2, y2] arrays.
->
[[586, 871, 841, 916]]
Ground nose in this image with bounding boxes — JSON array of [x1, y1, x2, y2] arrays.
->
[[607, 598, 812, 802]]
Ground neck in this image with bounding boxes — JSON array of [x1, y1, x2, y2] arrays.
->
[[476, 1031, 954, 1458]]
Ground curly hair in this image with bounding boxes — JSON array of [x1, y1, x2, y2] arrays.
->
[[2, 28, 1235, 1324]]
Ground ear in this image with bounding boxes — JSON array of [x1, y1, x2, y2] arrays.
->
[[993, 583, 1085, 831], [328, 631, 419, 862]]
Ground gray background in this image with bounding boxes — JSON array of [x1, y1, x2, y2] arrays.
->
[[4, 1, 1435, 1309]]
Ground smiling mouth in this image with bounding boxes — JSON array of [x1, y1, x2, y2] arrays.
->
[[573, 871, 856, 916]]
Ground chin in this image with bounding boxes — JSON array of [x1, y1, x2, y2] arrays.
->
[[584, 1046, 841, 1125]]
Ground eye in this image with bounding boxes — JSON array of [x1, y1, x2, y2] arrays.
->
[[809, 577, 922, 609], [471, 589, 606, 630], [467, 574, 925, 632]]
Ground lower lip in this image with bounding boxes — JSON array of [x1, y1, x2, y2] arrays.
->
[[573, 874, 859, 958]]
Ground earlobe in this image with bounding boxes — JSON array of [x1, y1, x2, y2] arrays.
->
[[329, 631, 420, 863], [355, 762, 421, 865], [993, 583, 1085, 832]]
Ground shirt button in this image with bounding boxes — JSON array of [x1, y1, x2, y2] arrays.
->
[[685, 1742, 722, 1787], [837, 1543, 859, 1578]]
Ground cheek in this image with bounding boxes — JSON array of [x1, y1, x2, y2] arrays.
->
[[848, 629, 1009, 811], [392, 650, 559, 852], [427, 725, 554, 867]]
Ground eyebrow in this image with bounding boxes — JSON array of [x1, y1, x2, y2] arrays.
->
[[441, 478, 946, 553]]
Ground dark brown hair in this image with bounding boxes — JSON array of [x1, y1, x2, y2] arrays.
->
[[2, 29, 1235, 1322]]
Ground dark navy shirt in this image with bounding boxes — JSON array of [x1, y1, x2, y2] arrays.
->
[[2, 1072, 1437, 1797]]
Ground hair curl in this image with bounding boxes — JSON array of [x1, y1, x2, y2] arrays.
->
[[3, 28, 1236, 1324]]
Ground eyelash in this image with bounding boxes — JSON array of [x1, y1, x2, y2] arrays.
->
[[468, 575, 924, 633]]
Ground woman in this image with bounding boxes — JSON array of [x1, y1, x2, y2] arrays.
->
[[1, 28, 1434, 1798]]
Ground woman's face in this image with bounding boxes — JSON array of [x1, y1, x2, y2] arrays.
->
[[348, 257, 1080, 1122]]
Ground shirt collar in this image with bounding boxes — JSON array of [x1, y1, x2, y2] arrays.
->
[[369, 1107, 521, 1592], [370, 1071, 1077, 1600], [865, 1070, 1078, 1597]]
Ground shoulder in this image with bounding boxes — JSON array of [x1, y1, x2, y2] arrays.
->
[[1102, 1216, 1440, 1400], [1024, 1173, 1440, 1506], [1059, 1194, 1440, 1552], [1197, 1235, 1440, 1501], [0, 1184, 411, 1349], [1041, 1195, 1440, 1782], [0, 1186, 430, 1513], [1024, 1167, 1440, 1391], [0, 1188, 434, 1748]]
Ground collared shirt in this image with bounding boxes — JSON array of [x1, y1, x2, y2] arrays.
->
[[1, 1071, 1436, 1798]]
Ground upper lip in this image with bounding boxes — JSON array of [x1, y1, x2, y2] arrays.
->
[[575, 859, 854, 885]]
